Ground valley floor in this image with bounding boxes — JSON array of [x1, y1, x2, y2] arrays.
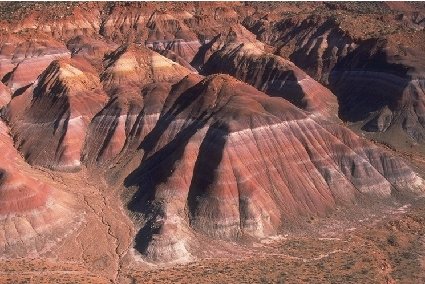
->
[[1, 194, 424, 284]]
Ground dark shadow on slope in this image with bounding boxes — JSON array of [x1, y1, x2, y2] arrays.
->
[[329, 38, 410, 123], [83, 96, 123, 161], [258, 61, 307, 109], [101, 44, 129, 72], [187, 121, 229, 224], [126, 112, 210, 193], [31, 75, 71, 133], [125, 111, 211, 254], [12, 83, 32, 98], [133, 200, 164, 255], [288, 18, 353, 82], [96, 106, 121, 162], [1, 63, 20, 84], [190, 34, 221, 71], [126, 75, 235, 253], [202, 49, 307, 109], [136, 79, 206, 154]]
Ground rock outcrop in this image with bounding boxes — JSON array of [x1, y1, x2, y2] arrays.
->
[[5, 57, 108, 171], [242, 14, 357, 85], [241, 3, 425, 148], [199, 28, 338, 116], [329, 37, 425, 144], [0, 34, 70, 92], [66, 35, 119, 71], [124, 74, 423, 261], [149, 39, 199, 72], [0, 82, 10, 108], [0, 1, 424, 270], [0, 120, 82, 257], [82, 45, 194, 166]]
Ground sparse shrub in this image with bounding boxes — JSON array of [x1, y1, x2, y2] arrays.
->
[[387, 234, 398, 246]]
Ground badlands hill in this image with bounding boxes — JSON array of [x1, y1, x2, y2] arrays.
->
[[0, 2, 425, 283]]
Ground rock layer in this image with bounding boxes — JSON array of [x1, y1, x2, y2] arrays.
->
[[5, 57, 108, 171], [242, 14, 357, 84], [124, 74, 423, 261], [66, 35, 119, 71], [200, 29, 338, 116], [241, 4, 425, 147], [0, 1, 424, 268], [82, 45, 194, 167], [0, 121, 81, 257], [0, 34, 70, 92], [329, 38, 425, 144], [0, 82, 10, 108]]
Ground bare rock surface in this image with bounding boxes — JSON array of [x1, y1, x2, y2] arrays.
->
[[0, 2, 424, 283], [123, 74, 423, 261], [0, 120, 82, 257], [241, 2, 425, 148], [0, 34, 70, 92], [5, 57, 108, 171], [82, 45, 195, 167], [0, 82, 10, 108], [198, 27, 338, 116], [329, 37, 425, 145]]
